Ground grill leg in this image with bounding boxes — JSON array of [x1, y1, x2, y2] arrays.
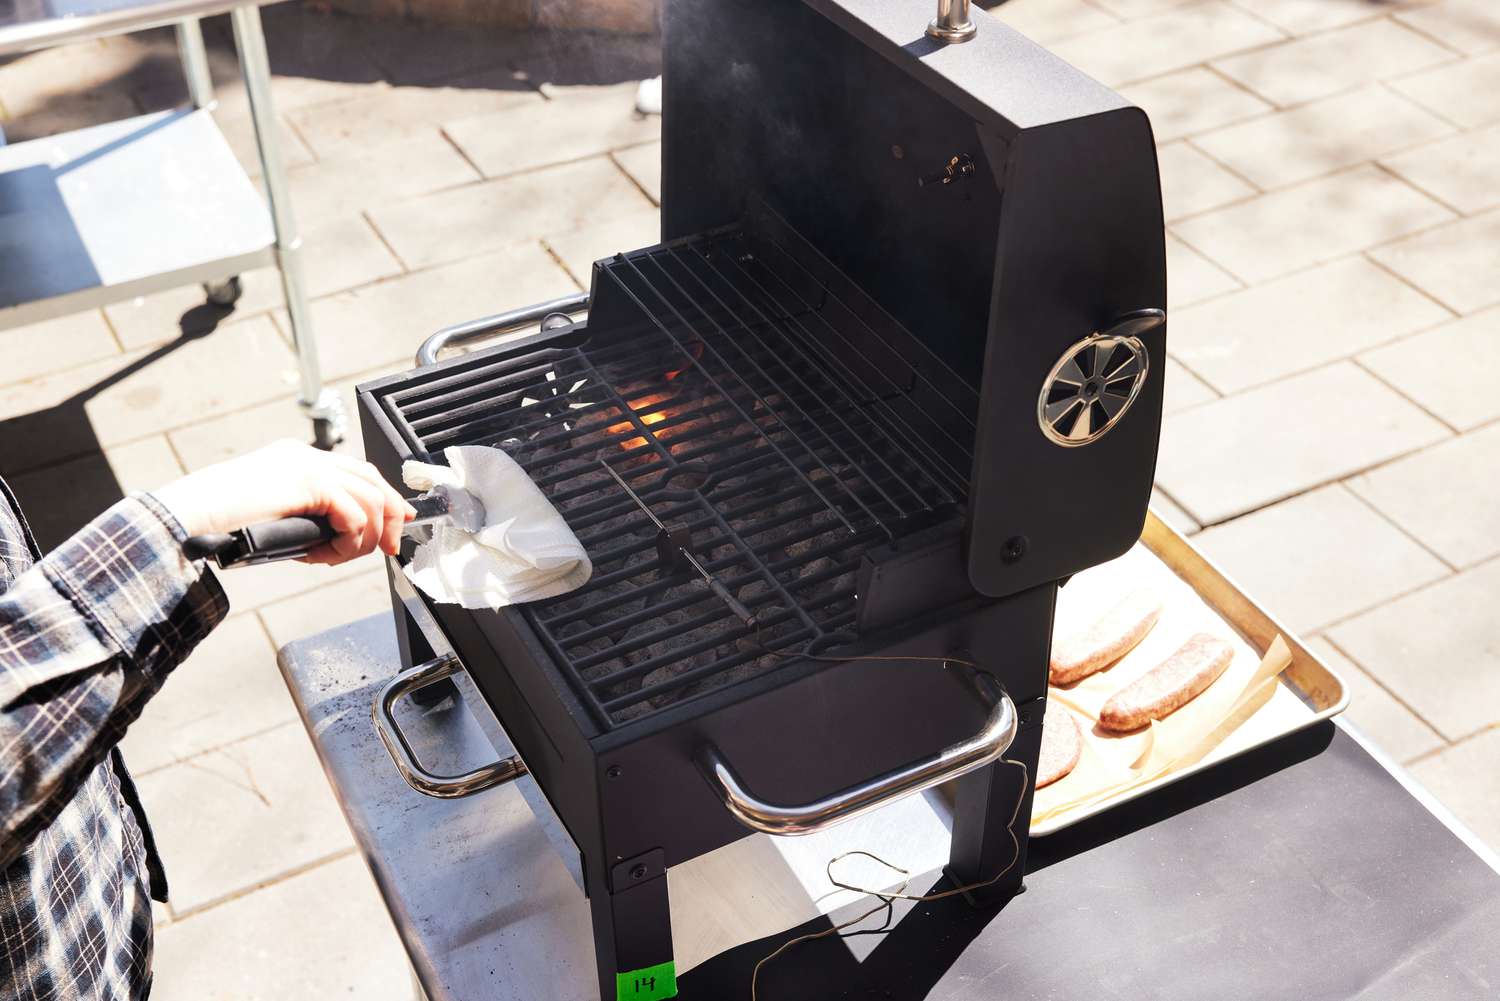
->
[[945, 697, 1044, 905], [587, 862, 677, 1001], [387, 564, 457, 707]]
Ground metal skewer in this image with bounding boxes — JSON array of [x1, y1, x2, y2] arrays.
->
[[600, 460, 757, 627]]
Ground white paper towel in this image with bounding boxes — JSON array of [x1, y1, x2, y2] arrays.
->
[[402, 445, 592, 609]]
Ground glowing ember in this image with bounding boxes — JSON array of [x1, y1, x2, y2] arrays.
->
[[609, 393, 672, 451]]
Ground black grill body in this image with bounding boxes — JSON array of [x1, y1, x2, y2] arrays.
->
[[359, 2, 1164, 997]]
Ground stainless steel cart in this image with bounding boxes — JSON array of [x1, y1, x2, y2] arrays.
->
[[0, 0, 344, 446]]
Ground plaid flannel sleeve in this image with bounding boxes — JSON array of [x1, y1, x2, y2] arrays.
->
[[0, 493, 228, 869]]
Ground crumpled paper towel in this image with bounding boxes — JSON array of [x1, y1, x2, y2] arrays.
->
[[402, 445, 591, 609]]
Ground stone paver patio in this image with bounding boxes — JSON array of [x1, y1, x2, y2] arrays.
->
[[2, 0, 1497, 992]]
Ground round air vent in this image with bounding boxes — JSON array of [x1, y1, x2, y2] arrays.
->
[[1037, 332, 1150, 447]]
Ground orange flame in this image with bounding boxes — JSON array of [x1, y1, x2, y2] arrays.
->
[[608, 393, 672, 451], [664, 341, 705, 382]]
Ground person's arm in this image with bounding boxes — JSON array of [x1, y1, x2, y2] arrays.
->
[[0, 441, 413, 868]]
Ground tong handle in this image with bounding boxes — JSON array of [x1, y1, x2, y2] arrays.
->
[[183, 515, 336, 568]]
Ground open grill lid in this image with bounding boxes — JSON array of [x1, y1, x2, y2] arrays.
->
[[660, 0, 1169, 598]]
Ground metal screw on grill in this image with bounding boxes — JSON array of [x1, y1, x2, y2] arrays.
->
[[606, 766, 623, 780], [1002, 535, 1027, 564]]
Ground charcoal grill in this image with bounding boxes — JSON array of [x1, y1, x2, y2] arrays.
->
[[359, 1, 1166, 997]]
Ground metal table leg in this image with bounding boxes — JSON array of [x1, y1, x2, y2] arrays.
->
[[175, 18, 214, 110], [178, 17, 247, 308], [229, 3, 347, 449]]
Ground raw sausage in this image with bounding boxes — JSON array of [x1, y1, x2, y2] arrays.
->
[[1050, 588, 1163, 685], [1098, 633, 1233, 733], [1036, 702, 1082, 789]]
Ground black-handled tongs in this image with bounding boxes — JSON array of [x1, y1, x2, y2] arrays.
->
[[182, 485, 486, 569]]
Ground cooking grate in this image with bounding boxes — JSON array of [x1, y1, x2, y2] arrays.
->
[[378, 221, 976, 728]]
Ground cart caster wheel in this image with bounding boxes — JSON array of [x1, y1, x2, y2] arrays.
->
[[203, 276, 244, 307], [313, 416, 343, 451]]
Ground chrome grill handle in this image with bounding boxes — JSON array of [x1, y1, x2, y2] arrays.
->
[[372, 654, 528, 799], [416, 292, 589, 367], [697, 673, 1017, 836]]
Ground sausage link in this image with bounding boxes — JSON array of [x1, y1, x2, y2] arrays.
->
[[1050, 588, 1163, 685], [1098, 633, 1233, 733]]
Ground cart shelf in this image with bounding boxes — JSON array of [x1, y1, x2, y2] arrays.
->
[[0, 107, 275, 328]]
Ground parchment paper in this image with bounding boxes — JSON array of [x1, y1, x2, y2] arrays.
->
[[1031, 542, 1310, 831]]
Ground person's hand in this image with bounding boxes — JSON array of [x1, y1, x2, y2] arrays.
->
[[153, 440, 416, 565]]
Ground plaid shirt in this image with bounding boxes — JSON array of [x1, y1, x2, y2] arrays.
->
[[0, 476, 227, 1000]]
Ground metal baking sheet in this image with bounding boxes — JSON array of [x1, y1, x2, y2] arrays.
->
[[1029, 509, 1349, 836]]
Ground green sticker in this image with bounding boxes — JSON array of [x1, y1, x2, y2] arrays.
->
[[616, 960, 678, 1000]]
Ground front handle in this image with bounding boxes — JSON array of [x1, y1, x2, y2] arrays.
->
[[372, 654, 528, 799], [698, 673, 1018, 836]]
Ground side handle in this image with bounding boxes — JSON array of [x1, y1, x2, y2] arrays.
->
[[372, 654, 528, 799], [698, 673, 1018, 836]]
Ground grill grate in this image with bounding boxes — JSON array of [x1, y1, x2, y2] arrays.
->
[[380, 222, 974, 728]]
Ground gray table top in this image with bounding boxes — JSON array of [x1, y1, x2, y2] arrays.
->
[[0, 0, 274, 55], [280, 615, 1500, 1001]]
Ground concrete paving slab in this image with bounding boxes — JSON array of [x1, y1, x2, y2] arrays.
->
[[1226, 0, 1435, 37], [1328, 555, 1500, 741], [1169, 255, 1452, 394], [990, 0, 1119, 42], [1165, 231, 1242, 308], [444, 85, 659, 179], [1359, 305, 1500, 430], [5, 436, 184, 551], [284, 132, 482, 225], [1192, 483, 1450, 634], [151, 854, 409, 1001], [103, 276, 284, 351], [1163, 355, 1218, 414], [1408, 727, 1500, 850], [0, 310, 120, 387], [1307, 637, 1444, 764], [1381, 122, 1500, 215], [1086, 0, 1198, 19], [212, 94, 315, 180], [1212, 18, 1453, 107], [543, 207, 662, 287], [1367, 208, 1500, 314], [1395, 0, 1500, 56], [119, 614, 293, 776], [166, 368, 393, 471], [0, 317, 298, 475], [611, 140, 661, 205], [1390, 50, 1500, 128], [285, 241, 577, 380], [287, 75, 542, 159], [1172, 164, 1454, 283], [1156, 361, 1450, 524], [258, 566, 392, 649], [1190, 86, 1453, 191], [369, 155, 654, 269], [218, 551, 384, 620], [1120, 67, 1272, 144], [0, 38, 146, 142], [1158, 141, 1256, 221], [1052, 2, 1283, 88], [1345, 421, 1500, 569], [134, 721, 355, 915], [1150, 488, 1201, 535]]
